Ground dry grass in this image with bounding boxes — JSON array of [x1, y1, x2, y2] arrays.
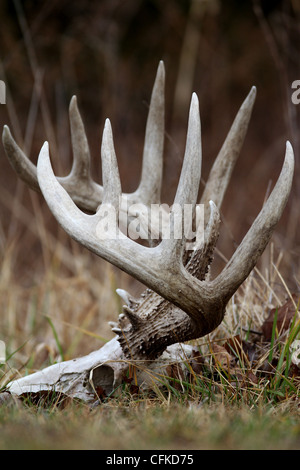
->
[[0, 395, 299, 450], [0, 230, 133, 378], [1, 183, 300, 450]]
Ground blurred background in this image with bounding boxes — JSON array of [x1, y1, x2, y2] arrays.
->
[[0, 0, 300, 366]]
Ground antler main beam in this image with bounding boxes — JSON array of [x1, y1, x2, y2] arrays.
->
[[36, 89, 294, 340]]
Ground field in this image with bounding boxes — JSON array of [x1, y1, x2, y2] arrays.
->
[[0, 0, 300, 451]]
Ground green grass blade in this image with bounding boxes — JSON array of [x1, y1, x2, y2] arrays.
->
[[45, 316, 64, 362]]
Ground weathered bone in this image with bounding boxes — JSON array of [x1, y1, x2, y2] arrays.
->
[[2, 62, 294, 403], [7, 339, 198, 403]]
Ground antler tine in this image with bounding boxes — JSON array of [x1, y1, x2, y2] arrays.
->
[[2, 116, 103, 214], [187, 87, 256, 238], [200, 86, 257, 214], [100, 119, 122, 209], [2, 125, 39, 192], [173, 93, 201, 209], [194, 200, 220, 255], [59, 96, 104, 212], [212, 141, 294, 305], [68, 95, 93, 181], [183, 200, 220, 282], [159, 92, 201, 260], [134, 60, 165, 206], [36, 142, 92, 237], [93, 119, 123, 240]]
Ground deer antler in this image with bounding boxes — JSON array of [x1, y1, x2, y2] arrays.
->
[[35, 91, 294, 359], [3, 62, 257, 238], [2, 62, 165, 213], [2, 63, 295, 403], [2, 62, 294, 362]]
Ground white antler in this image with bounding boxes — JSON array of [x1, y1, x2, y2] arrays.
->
[[3, 62, 257, 238], [2, 62, 294, 402], [36, 91, 294, 343], [2, 62, 165, 214]]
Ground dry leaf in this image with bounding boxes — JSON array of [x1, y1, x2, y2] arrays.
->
[[262, 294, 299, 341], [211, 343, 234, 370], [121, 373, 140, 396], [224, 335, 257, 363], [94, 385, 107, 400], [166, 363, 185, 391], [230, 368, 258, 388]]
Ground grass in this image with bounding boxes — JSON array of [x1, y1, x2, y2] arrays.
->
[[0, 233, 300, 449], [0, 397, 299, 450], [0, 181, 299, 451]]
